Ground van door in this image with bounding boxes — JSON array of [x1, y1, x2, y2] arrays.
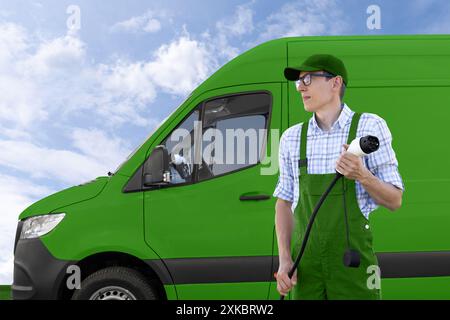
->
[[144, 83, 281, 299]]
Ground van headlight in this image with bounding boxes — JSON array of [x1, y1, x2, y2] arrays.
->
[[20, 213, 66, 240]]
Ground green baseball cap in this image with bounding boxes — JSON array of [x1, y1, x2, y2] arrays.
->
[[284, 54, 348, 85]]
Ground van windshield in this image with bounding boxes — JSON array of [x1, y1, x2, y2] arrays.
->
[[112, 94, 193, 175], [112, 128, 156, 175]]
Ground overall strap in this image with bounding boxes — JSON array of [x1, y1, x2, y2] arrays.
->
[[299, 120, 309, 176], [347, 112, 362, 144]]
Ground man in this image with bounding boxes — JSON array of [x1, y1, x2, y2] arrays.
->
[[273, 54, 404, 299]]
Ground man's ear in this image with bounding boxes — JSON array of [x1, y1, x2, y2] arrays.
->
[[333, 76, 342, 88]]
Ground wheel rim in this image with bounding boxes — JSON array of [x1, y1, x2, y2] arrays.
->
[[89, 286, 137, 300]]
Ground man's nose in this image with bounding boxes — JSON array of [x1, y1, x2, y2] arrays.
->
[[297, 84, 307, 92]]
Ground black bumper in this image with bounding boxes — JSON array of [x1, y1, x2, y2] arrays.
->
[[13, 238, 75, 300]]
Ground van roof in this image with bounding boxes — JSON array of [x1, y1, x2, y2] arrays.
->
[[191, 34, 450, 95]]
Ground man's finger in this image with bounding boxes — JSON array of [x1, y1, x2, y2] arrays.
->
[[336, 163, 348, 175], [342, 144, 349, 152], [337, 156, 352, 167], [342, 152, 358, 162], [292, 270, 297, 285], [277, 282, 288, 296], [279, 275, 291, 291], [336, 158, 349, 169]]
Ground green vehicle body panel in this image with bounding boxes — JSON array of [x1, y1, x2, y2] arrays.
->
[[17, 34, 450, 299], [19, 177, 108, 220]]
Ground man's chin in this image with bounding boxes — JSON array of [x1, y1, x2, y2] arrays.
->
[[303, 103, 315, 112]]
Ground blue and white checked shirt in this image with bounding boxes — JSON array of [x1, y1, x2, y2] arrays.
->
[[273, 103, 404, 219]]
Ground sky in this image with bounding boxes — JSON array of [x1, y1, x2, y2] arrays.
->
[[0, 0, 449, 285]]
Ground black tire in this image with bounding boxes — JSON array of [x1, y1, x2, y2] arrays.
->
[[71, 266, 158, 300]]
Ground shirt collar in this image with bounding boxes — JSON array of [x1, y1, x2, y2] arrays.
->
[[310, 103, 353, 134]]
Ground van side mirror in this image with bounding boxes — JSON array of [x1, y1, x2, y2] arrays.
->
[[143, 145, 171, 186]]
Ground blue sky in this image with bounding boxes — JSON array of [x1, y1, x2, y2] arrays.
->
[[0, 0, 449, 284]]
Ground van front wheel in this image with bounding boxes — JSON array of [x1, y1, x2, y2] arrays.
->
[[71, 266, 158, 300]]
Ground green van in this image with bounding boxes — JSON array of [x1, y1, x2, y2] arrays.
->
[[12, 34, 450, 300]]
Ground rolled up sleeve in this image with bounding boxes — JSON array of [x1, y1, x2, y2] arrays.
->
[[365, 117, 404, 191]]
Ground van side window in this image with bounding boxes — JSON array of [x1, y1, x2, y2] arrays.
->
[[198, 93, 271, 181], [162, 107, 201, 185]]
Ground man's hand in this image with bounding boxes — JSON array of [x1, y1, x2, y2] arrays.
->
[[336, 144, 403, 211], [336, 144, 371, 182], [275, 257, 297, 297]]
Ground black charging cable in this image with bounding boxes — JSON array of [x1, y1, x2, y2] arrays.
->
[[279, 173, 342, 300]]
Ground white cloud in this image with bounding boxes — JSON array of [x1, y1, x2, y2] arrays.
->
[[145, 35, 217, 95], [189, 0, 350, 62], [21, 34, 86, 77], [0, 139, 114, 185], [0, 21, 164, 130], [409, 0, 439, 17], [0, 74, 47, 128], [111, 10, 170, 34], [412, 1, 450, 34], [425, 21, 450, 34], [143, 19, 161, 33], [253, 0, 349, 45], [0, 256, 13, 285], [0, 19, 220, 160], [0, 15, 231, 132], [216, 2, 255, 37], [0, 22, 29, 70], [92, 33, 217, 104], [31, 2, 43, 8], [0, 24, 88, 131], [0, 128, 33, 140], [96, 59, 157, 104], [0, 174, 54, 285], [0, 23, 49, 130], [208, 2, 256, 61], [70, 128, 131, 167], [0, 9, 13, 18]]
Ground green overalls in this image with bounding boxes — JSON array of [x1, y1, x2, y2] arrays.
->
[[290, 112, 381, 300]]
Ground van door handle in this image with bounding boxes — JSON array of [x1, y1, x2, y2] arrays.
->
[[239, 194, 271, 201]]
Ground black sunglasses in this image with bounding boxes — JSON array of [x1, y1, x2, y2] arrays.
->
[[295, 72, 336, 87]]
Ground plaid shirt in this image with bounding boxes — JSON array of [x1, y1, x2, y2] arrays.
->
[[273, 103, 404, 219]]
